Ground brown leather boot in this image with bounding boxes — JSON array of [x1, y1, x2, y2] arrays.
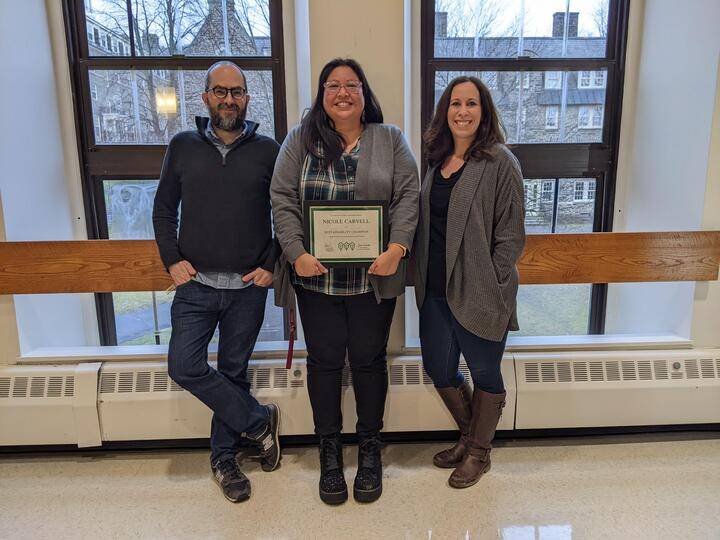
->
[[448, 389, 506, 489], [433, 380, 472, 468]]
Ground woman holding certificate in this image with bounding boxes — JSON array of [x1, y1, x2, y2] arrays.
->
[[414, 76, 525, 489], [271, 58, 418, 505]]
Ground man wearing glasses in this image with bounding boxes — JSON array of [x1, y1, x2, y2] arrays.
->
[[153, 61, 281, 503]]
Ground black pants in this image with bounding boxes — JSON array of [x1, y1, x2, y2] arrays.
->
[[419, 295, 507, 393], [296, 287, 396, 438]]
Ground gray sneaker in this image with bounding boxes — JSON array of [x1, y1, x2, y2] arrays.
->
[[211, 459, 251, 503], [249, 403, 281, 472]]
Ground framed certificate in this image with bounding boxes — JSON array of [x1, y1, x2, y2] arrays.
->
[[303, 200, 389, 267]]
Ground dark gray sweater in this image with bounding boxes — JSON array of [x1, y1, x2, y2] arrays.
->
[[152, 117, 280, 273]]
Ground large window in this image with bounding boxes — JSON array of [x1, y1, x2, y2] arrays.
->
[[64, 0, 287, 345], [417, 0, 629, 339]]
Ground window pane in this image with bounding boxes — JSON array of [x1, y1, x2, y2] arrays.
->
[[515, 284, 591, 336], [84, 0, 131, 56], [434, 0, 521, 58], [523, 179, 554, 233], [232, 0, 272, 56], [102, 180, 284, 343], [524, 178, 597, 234], [89, 69, 275, 144], [435, 70, 606, 143], [556, 178, 596, 233], [127, 0, 271, 56], [434, 0, 608, 58]]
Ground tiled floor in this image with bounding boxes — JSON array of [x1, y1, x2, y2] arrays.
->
[[1, 433, 719, 539]]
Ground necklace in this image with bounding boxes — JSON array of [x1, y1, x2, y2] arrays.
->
[[441, 155, 465, 178], [344, 133, 362, 153]]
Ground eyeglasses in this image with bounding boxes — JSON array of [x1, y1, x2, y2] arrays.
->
[[206, 86, 247, 99], [323, 81, 363, 94]]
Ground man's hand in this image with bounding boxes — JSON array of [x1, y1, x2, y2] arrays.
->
[[368, 244, 404, 276], [294, 253, 328, 277], [168, 260, 197, 286], [243, 267, 273, 287]]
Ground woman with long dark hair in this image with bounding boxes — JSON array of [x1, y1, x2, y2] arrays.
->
[[415, 76, 525, 488], [271, 58, 419, 504]]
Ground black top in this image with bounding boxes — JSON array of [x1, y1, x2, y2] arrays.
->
[[152, 117, 280, 273], [426, 163, 466, 297]]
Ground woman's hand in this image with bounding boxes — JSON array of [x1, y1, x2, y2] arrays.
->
[[368, 244, 404, 276], [294, 253, 328, 277]]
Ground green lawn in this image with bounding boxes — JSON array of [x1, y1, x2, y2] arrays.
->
[[113, 291, 174, 315], [515, 284, 591, 336]]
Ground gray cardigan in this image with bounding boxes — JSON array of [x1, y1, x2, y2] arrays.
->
[[414, 145, 526, 341], [270, 123, 420, 308]]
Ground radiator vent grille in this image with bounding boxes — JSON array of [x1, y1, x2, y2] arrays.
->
[[0, 377, 10, 398], [47, 376, 63, 397], [405, 364, 421, 385], [389, 365, 404, 385], [341, 367, 352, 388], [153, 372, 168, 392], [64, 376, 75, 397], [13, 377, 28, 397], [118, 372, 134, 392], [136, 372, 151, 392], [0, 375, 75, 398], [523, 357, 720, 384], [273, 368, 288, 389], [30, 377, 46, 398], [101, 362, 434, 393], [700, 359, 715, 378], [606, 361, 620, 381], [100, 372, 116, 394], [255, 368, 271, 389]]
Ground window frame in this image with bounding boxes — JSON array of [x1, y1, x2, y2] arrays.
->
[[63, 0, 288, 345], [578, 104, 604, 129], [421, 0, 631, 335], [544, 70, 562, 89], [545, 105, 559, 130]]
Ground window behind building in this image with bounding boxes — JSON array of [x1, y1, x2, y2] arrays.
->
[[64, 0, 287, 346], [415, 0, 629, 339]]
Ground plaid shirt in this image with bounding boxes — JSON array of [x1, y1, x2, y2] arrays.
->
[[292, 142, 372, 296]]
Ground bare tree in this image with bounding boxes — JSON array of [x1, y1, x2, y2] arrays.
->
[[592, 0, 609, 38]]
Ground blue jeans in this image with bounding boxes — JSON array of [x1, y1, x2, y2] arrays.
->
[[419, 295, 507, 393], [168, 280, 269, 465]]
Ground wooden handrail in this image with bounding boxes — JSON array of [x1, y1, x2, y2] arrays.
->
[[0, 231, 719, 294]]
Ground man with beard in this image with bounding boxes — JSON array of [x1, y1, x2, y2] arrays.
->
[[153, 61, 281, 503]]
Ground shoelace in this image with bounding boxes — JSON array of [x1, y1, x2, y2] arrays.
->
[[216, 459, 239, 480], [358, 438, 381, 469], [320, 438, 341, 471]]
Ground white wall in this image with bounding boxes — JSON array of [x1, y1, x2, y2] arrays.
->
[[690, 60, 720, 348], [1, 0, 720, 358], [0, 0, 99, 353], [606, 0, 720, 339]]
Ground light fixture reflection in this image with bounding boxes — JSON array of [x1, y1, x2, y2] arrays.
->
[[155, 86, 177, 115]]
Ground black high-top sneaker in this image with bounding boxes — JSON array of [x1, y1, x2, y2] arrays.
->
[[353, 435, 383, 503], [211, 458, 251, 503], [248, 403, 281, 472], [318, 436, 348, 505]]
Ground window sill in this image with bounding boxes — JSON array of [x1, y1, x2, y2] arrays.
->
[[17, 340, 307, 365], [403, 333, 692, 354], [14, 334, 693, 365]]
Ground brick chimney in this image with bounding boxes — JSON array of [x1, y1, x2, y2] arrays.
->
[[552, 12, 579, 38]]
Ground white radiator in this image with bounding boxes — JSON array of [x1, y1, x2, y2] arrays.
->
[[1, 349, 718, 447]]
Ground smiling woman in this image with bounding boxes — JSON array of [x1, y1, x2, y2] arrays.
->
[[270, 57, 419, 505]]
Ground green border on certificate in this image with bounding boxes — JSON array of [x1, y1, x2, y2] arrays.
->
[[303, 200, 389, 268]]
